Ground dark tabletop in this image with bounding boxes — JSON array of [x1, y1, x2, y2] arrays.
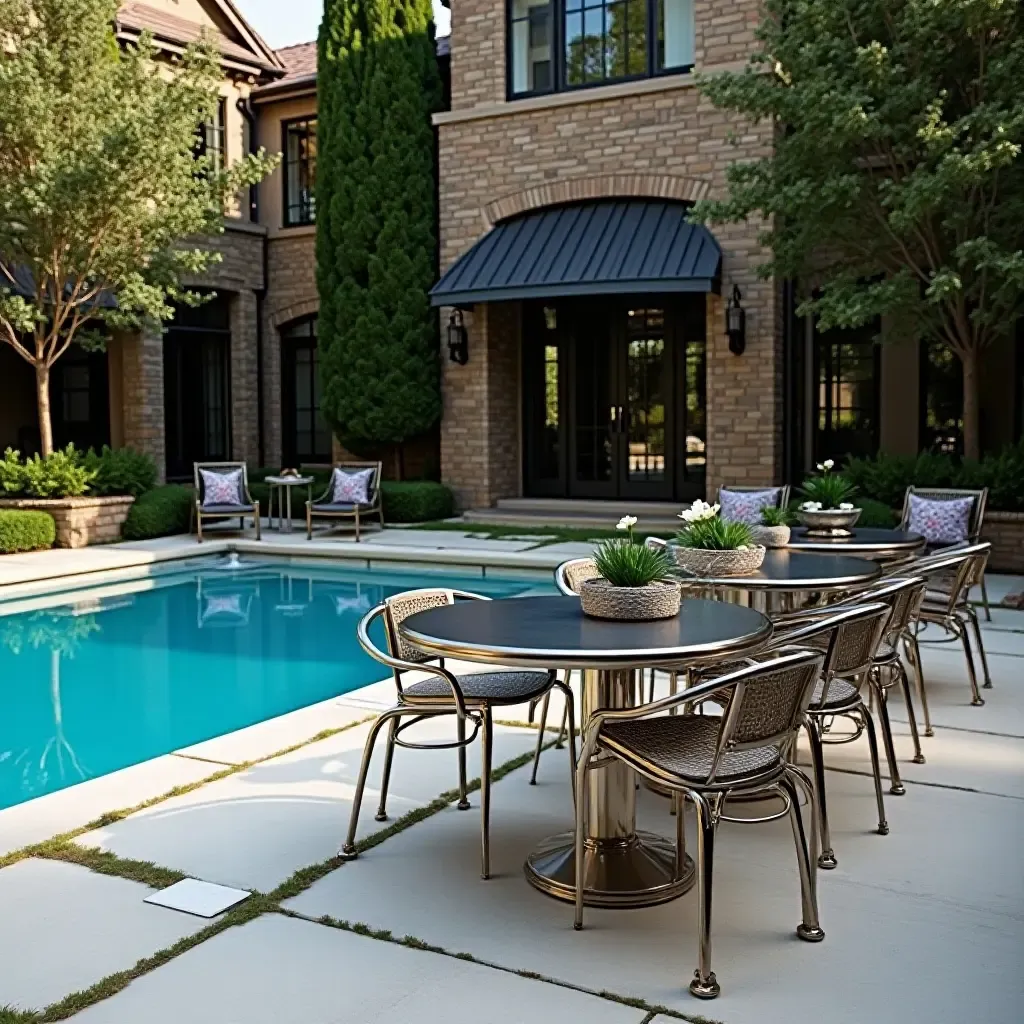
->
[[693, 549, 883, 590], [400, 595, 773, 670], [787, 527, 925, 556]]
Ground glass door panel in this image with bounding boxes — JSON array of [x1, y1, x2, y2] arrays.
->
[[570, 309, 616, 496]]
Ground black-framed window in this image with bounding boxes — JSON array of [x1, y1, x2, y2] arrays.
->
[[281, 316, 331, 464], [195, 98, 227, 175], [1016, 317, 1024, 442], [283, 118, 317, 227], [919, 339, 963, 454], [507, 0, 693, 98], [813, 318, 881, 464]]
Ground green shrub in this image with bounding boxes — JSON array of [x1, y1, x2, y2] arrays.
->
[[121, 485, 194, 540], [84, 446, 157, 497], [0, 445, 96, 498], [856, 497, 898, 528], [381, 480, 454, 523], [0, 509, 56, 553]]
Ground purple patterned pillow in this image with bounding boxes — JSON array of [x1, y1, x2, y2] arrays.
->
[[200, 468, 243, 508], [332, 468, 374, 504], [719, 487, 781, 525], [908, 494, 973, 545]]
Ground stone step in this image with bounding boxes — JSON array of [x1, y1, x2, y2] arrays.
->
[[462, 504, 681, 532], [494, 497, 684, 516]]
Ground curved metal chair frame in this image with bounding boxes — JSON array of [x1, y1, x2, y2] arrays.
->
[[716, 483, 792, 514], [306, 461, 384, 542], [345, 588, 576, 880], [900, 485, 991, 619], [901, 543, 993, 719], [573, 649, 826, 1000], [191, 462, 261, 542]]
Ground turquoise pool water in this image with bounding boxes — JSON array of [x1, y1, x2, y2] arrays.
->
[[0, 560, 550, 811]]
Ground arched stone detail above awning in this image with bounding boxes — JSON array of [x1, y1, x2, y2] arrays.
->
[[269, 296, 320, 331]]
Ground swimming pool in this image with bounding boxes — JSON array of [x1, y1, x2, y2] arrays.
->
[[0, 559, 551, 811]]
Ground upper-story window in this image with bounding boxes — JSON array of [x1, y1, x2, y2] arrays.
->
[[508, 0, 694, 98], [195, 98, 227, 175], [283, 117, 317, 227]]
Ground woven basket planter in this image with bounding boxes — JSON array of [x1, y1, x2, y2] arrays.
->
[[578, 577, 682, 621], [795, 507, 862, 536], [669, 543, 766, 578], [751, 524, 791, 549]]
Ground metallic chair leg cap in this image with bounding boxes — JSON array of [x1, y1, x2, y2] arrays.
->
[[912, 754, 926, 764], [689, 973, 720, 1000], [374, 812, 388, 822], [983, 681, 993, 689], [457, 799, 471, 810], [339, 846, 358, 860], [797, 924, 825, 943], [924, 728, 935, 738], [971, 697, 985, 707], [889, 784, 906, 796], [818, 852, 837, 870], [877, 822, 890, 836]]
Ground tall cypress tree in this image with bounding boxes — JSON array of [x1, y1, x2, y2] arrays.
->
[[316, 0, 442, 470]]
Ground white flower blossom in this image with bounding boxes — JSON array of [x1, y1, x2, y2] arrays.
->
[[823, 459, 834, 470], [677, 499, 720, 524], [839, 502, 855, 511], [616, 515, 638, 530], [801, 501, 823, 511]]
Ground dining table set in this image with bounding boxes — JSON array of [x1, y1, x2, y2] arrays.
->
[[343, 522, 995, 1000]]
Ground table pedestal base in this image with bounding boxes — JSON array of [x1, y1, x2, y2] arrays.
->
[[524, 830, 695, 908]]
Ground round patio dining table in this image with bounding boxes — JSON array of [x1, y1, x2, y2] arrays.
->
[[400, 594, 773, 909], [786, 527, 925, 563]]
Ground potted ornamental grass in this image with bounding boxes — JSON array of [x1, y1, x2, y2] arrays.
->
[[579, 516, 682, 621], [796, 459, 862, 536], [670, 500, 766, 576], [752, 503, 793, 548]]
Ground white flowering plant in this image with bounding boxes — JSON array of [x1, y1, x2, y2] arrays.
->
[[800, 459, 858, 510], [675, 499, 754, 550], [593, 515, 674, 587]]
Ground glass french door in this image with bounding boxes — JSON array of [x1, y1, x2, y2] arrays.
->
[[523, 298, 705, 501]]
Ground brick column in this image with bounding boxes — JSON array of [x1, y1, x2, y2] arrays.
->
[[118, 326, 167, 482], [230, 291, 260, 465]]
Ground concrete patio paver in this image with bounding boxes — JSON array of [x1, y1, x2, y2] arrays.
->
[[65, 913, 650, 1024], [74, 719, 544, 893], [0, 858, 209, 1012]]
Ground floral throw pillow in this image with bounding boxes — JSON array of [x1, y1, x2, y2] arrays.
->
[[719, 487, 781, 525], [908, 494, 973, 545], [332, 468, 374, 505], [200, 468, 243, 508]]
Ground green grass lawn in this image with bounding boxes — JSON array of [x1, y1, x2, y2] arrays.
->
[[410, 520, 666, 546]]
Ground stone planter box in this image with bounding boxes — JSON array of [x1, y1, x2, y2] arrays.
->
[[0, 495, 135, 549], [981, 512, 1024, 574]]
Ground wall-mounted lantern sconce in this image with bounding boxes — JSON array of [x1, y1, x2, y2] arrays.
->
[[447, 310, 469, 365], [726, 284, 746, 355]]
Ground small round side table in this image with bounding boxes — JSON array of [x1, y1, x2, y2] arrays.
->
[[265, 475, 314, 534]]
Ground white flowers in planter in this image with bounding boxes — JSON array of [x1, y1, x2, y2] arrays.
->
[[839, 502, 855, 510], [678, 499, 721, 524], [801, 500, 823, 511], [617, 515, 638, 531], [817, 459, 835, 472]]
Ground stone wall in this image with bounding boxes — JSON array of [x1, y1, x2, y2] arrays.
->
[[982, 512, 1024, 574], [116, 325, 166, 481], [0, 496, 135, 549]]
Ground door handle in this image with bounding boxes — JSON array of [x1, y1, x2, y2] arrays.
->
[[618, 406, 628, 434]]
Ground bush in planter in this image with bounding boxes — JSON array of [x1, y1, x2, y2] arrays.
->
[[0, 509, 56, 553], [381, 480, 454, 523], [0, 445, 95, 498], [83, 446, 157, 497], [121, 485, 193, 540]]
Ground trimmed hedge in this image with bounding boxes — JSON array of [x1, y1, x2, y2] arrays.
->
[[121, 485, 194, 540], [381, 480, 454, 523], [0, 509, 56, 553], [84, 446, 158, 497]]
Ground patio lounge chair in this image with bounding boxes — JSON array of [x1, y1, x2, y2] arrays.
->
[[192, 462, 261, 542], [572, 649, 826, 999], [345, 588, 577, 880], [306, 461, 384, 542], [900, 485, 991, 619]]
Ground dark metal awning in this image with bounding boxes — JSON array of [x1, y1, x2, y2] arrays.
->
[[430, 199, 722, 307]]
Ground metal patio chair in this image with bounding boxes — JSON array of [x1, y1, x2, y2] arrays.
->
[[717, 483, 792, 513], [901, 542, 993, 720], [345, 588, 576, 879], [572, 649, 826, 1000], [900, 485, 991, 619], [192, 462, 261, 542], [306, 461, 384, 542]]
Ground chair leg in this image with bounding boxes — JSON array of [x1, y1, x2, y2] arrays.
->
[[374, 717, 398, 821], [529, 691, 551, 786], [553, 678, 577, 809], [954, 618, 984, 706], [306, 503, 313, 541], [804, 720, 835, 869], [648, 667, 656, 703], [896, 661, 925, 764], [479, 706, 493, 880], [857, 704, 889, 835], [980, 574, 992, 622], [341, 709, 403, 857], [456, 715, 471, 810], [689, 791, 721, 1000], [966, 605, 993, 689], [354, 507, 361, 543], [674, 792, 686, 875], [378, 503, 385, 530], [253, 503, 261, 541], [196, 511, 203, 543], [781, 768, 825, 944], [872, 670, 906, 796], [904, 632, 933, 737], [573, 748, 591, 931]]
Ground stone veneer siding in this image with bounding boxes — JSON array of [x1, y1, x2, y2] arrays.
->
[[436, 0, 779, 508], [0, 496, 135, 549]]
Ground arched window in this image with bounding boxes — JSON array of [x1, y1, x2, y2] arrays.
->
[[280, 316, 331, 465]]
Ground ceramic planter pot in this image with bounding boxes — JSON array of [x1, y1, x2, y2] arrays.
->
[[578, 577, 682, 621], [795, 507, 862, 537]]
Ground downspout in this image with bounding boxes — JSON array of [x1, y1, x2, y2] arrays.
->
[[238, 95, 266, 467], [782, 278, 796, 486]]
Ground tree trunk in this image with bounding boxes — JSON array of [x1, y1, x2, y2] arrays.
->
[[393, 442, 405, 481], [961, 349, 980, 461], [35, 363, 54, 456]]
